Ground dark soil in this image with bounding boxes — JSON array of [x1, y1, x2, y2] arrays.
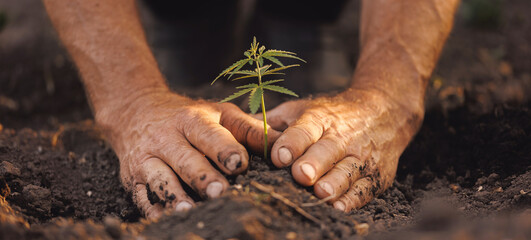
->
[[1, 0, 530, 239], [0, 102, 529, 239]]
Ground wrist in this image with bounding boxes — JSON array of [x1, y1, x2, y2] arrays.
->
[[337, 86, 425, 130], [94, 86, 183, 129]]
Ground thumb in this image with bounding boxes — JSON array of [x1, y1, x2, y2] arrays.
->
[[219, 103, 281, 154]]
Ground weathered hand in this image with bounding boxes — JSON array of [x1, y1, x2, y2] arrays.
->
[[97, 90, 279, 219], [267, 89, 422, 212]]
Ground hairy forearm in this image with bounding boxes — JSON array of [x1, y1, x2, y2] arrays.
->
[[347, 0, 459, 114], [43, 0, 174, 122]]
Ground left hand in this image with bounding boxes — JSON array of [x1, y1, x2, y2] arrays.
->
[[266, 89, 422, 212]]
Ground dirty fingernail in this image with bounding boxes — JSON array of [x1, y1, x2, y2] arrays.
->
[[206, 182, 223, 198], [320, 181, 334, 197], [175, 201, 193, 212], [224, 154, 241, 171], [333, 201, 346, 211], [278, 147, 293, 165], [301, 163, 315, 181]]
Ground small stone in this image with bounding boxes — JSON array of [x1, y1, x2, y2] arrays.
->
[[196, 221, 205, 229], [520, 190, 528, 195], [87, 191, 93, 197], [37, 146, 43, 153], [494, 187, 503, 193], [355, 223, 370, 236], [285, 232, 297, 239], [477, 186, 483, 192], [449, 184, 460, 193]]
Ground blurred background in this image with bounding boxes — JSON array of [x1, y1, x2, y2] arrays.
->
[[0, 0, 530, 129]]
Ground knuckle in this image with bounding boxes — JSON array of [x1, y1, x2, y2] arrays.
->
[[341, 192, 361, 211], [291, 125, 316, 144]]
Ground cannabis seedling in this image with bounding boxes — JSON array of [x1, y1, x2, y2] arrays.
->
[[212, 37, 305, 159]]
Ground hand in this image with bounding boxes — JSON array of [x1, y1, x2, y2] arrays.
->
[[267, 89, 422, 212], [96, 90, 280, 219]]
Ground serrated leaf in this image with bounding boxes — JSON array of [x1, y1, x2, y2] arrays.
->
[[248, 87, 263, 114], [261, 79, 284, 86], [212, 58, 249, 84], [263, 49, 297, 55], [259, 46, 265, 54], [230, 70, 256, 76], [258, 56, 264, 67], [231, 74, 258, 81], [263, 49, 306, 63], [228, 59, 250, 79], [262, 64, 299, 76], [244, 51, 251, 57], [263, 56, 284, 67], [236, 83, 258, 89], [219, 88, 254, 103], [262, 85, 299, 97]]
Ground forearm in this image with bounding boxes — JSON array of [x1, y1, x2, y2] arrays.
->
[[346, 0, 459, 114], [43, 0, 176, 123]]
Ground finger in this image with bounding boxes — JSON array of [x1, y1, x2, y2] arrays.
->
[[132, 183, 164, 219], [271, 114, 325, 168], [313, 156, 364, 201], [264, 101, 306, 131], [290, 135, 345, 186], [332, 177, 375, 212], [157, 136, 229, 199], [184, 117, 249, 174], [140, 158, 194, 211], [219, 103, 282, 154]]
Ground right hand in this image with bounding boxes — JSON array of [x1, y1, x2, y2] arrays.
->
[[96, 89, 280, 219]]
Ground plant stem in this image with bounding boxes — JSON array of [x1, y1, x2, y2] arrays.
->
[[261, 94, 268, 159], [254, 50, 268, 159]]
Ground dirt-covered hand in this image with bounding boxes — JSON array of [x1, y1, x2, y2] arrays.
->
[[267, 89, 422, 212], [97, 90, 280, 219]]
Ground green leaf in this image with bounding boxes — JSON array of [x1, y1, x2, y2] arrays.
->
[[231, 74, 258, 81], [236, 83, 258, 89], [263, 49, 306, 63], [244, 51, 251, 57], [248, 87, 263, 114], [259, 46, 265, 54], [230, 70, 256, 76], [219, 88, 254, 103], [262, 85, 299, 97], [262, 64, 300, 76], [263, 49, 297, 55], [228, 59, 250, 79], [261, 79, 284, 86], [258, 56, 264, 67], [263, 56, 284, 67], [212, 58, 249, 84]]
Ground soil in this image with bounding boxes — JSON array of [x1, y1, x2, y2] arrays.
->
[[1, 0, 531, 239]]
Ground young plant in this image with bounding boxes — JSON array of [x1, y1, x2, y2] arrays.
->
[[212, 37, 305, 159]]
